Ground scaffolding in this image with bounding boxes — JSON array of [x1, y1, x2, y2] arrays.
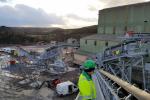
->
[[92, 33, 150, 100], [75, 33, 150, 100]]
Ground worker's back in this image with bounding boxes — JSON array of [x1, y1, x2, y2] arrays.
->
[[78, 72, 96, 100]]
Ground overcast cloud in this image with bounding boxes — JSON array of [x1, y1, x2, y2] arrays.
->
[[0, 4, 64, 27], [0, 0, 149, 28], [67, 14, 97, 22], [0, 0, 11, 2], [100, 0, 147, 8]]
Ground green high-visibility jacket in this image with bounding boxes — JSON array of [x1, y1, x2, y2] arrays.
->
[[78, 71, 96, 100]]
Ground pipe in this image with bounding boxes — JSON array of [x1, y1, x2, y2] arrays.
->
[[100, 69, 150, 100], [75, 93, 80, 100]]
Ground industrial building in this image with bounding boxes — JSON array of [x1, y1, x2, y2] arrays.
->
[[79, 1, 150, 55], [75, 2, 150, 100]]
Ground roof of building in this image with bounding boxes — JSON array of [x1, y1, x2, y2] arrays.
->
[[81, 34, 122, 42], [57, 81, 73, 87], [100, 1, 150, 13]]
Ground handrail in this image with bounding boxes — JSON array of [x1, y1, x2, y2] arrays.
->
[[100, 69, 150, 100]]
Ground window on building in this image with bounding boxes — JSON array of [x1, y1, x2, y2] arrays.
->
[[124, 26, 127, 32], [105, 41, 108, 47], [94, 41, 97, 46], [113, 27, 116, 34], [85, 40, 87, 44]]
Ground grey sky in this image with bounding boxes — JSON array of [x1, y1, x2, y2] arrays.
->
[[100, 0, 147, 8], [67, 14, 97, 22], [0, 0, 10, 2], [0, 4, 64, 27], [0, 0, 149, 28]]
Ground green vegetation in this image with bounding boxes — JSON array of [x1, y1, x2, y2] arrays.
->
[[0, 25, 97, 44], [47, 25, 97, 41], [0, 26, 36, 44]]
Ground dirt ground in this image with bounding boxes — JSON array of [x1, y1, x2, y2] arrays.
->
[[0, 51, 81, 100], [0, 67, 80, 100]]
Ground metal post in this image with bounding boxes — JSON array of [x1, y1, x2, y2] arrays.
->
[[125, 94, 132, 100], [117, 87, 121, 95], [128, 65, 132, 83], [122, 60, 125, 80], [142, 56, 146, 89]]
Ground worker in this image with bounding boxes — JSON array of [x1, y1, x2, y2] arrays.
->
[[78, 60, 96, 100], [115, 50, 120, 55]]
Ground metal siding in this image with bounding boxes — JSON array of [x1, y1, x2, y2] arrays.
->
[[98, 3, 150, 35], [80, 3, 150, 54], [105, 26, 113, 34]]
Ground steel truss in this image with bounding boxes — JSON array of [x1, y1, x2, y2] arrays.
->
[[94, 34, 150, 100]]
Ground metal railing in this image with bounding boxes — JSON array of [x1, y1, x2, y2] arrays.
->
[[94, 70, 119, 100], [100, 69, 150, 100]]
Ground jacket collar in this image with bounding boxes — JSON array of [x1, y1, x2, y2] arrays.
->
[[82, 71, 92, 81]]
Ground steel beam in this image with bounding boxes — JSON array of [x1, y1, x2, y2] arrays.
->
[[100, 69, 150, 100]]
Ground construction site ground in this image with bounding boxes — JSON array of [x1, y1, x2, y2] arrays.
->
[[0, 67, 80, 100], [0, 44, 80, 100]]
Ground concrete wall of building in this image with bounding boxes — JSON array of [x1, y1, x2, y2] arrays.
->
[[80, 39, 118, 54], [98, 2, 150, 35], [80, 2, 150, 54]]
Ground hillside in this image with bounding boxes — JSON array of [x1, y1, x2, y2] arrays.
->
[[48, 25, 97, 41], [0, 25, 97, 44], [11, 27, 58, 35], [0, 26, 36, 44]]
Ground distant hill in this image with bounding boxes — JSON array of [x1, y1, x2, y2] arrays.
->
[[11, 27, 58, 35], [0, 25, 97, 44], [0, 26, 36, 44], [48, 25, 97, 41]]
